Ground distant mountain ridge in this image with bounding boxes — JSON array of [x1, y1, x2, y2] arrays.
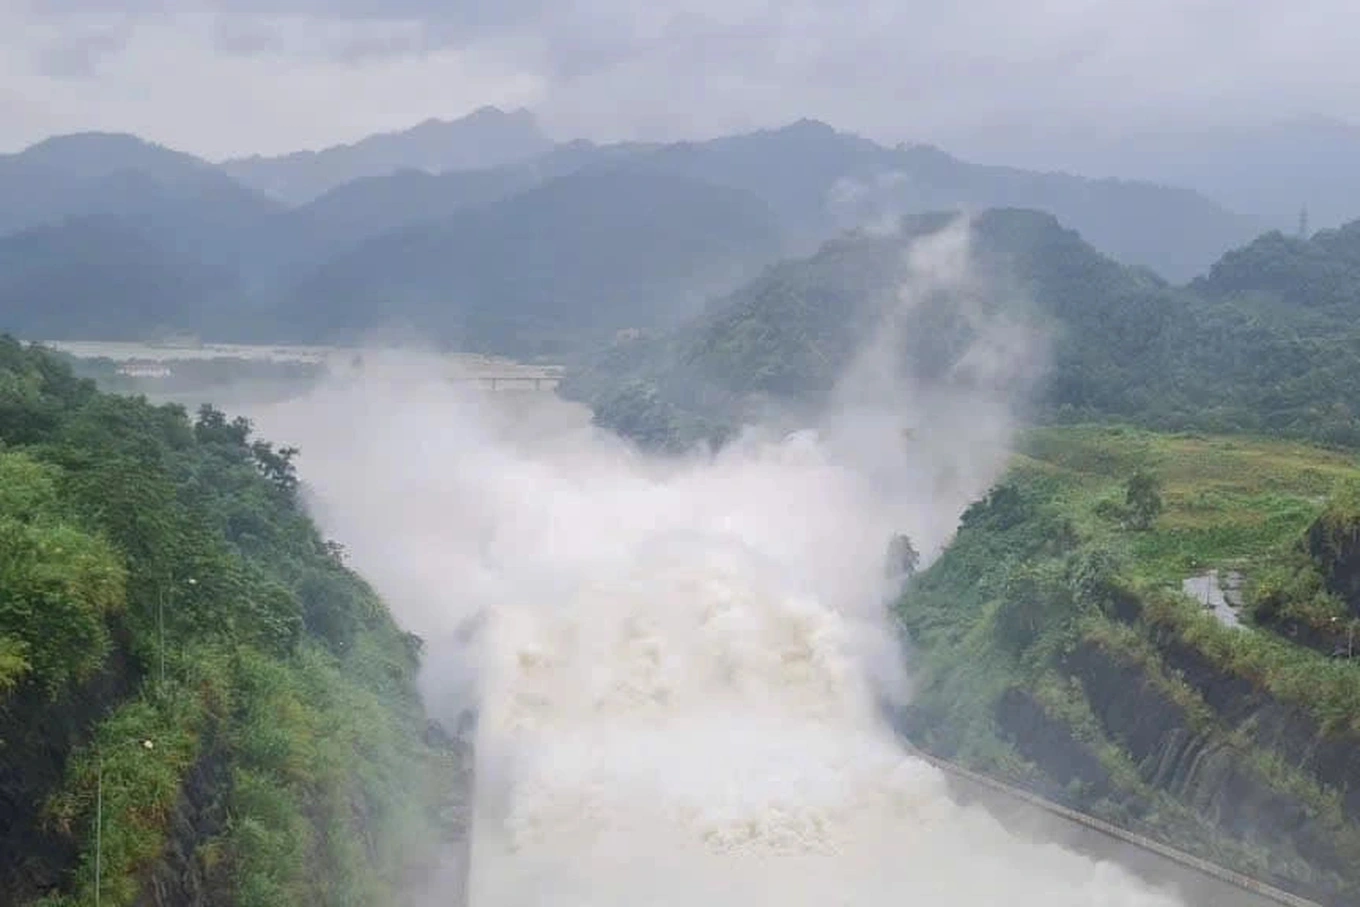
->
[[0, 113, 1284, 354], [954, 114, 1360, 234], [220, 106, 552, 204], [0, 131, 279, 241], [274, 165, 786, 355], [604, 119, 1260, 280]]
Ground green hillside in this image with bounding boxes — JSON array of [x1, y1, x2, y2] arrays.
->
[[895, 425, 1360, 904], [571, 208, 1360, 450], [278, 165, 786, 356], [0, 337, 463, 906], [0, 217, 245, 343], [561, 207, 1360, 902]]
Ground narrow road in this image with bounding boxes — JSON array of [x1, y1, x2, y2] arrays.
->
[[917, 750, 1314, 907]]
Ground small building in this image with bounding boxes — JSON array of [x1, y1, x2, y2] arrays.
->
[[150, 332, 202, 349], [117, 361, 173, 379]]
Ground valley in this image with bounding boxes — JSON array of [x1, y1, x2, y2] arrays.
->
[[4, 94, 1360, 907]]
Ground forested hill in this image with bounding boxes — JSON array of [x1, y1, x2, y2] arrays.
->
[[0, 118, 1258, 355], [0, 337, 462, 905], [1192, 219, 1360, 315], [568, 208, 1360, 451]]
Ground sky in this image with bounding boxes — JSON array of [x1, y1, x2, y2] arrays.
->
[[2, 0, 1357, 160]]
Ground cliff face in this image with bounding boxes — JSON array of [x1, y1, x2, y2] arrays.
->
[[133, 732, 231, 907], [1308, 504, 1360, 618], [1064, 640, 1351, 902], [1156, 635, 1360, 824], [0, 628, 136, 900], [0, 341, 464, 907], [992, 687, 1112, 803], [895, 428, 1360, 907]]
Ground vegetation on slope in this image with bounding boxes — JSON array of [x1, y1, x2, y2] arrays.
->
[[895, 425, 1360, 903], [0, 337, 462, 906], [0, 217, 244, 343], [279, 165, 786, 356], [573, 208, 1360, 451], [560, 205, 1360, 901]]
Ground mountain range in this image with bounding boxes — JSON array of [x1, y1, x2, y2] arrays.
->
[[0, 106, 1300, 355], [570, 208, 1360, 452], [220, 106, 553, 205]]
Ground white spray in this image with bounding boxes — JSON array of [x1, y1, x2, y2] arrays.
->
[[245, 218, 1182, 906]]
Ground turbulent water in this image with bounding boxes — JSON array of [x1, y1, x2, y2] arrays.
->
[[240, 364, 1180, 907], [240, 221, 1185, 906]]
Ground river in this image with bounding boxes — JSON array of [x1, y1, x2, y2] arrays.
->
[[220, 353, 1293, 907]]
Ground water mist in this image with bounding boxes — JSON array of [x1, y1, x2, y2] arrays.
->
[[245, 218, 1184, 906]]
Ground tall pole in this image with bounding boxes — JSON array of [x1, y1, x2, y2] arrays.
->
[[94, 758, 102, 907], [158, 586, 166, 692]]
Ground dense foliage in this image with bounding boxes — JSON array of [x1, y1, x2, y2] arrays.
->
[[896, 426, 1360, 904], [573, 208, 1360, 451], [278, 166, 786, 356], [0, 337, 461, 906]]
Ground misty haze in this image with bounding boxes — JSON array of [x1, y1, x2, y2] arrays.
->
[[4, 4, 1360, 907]]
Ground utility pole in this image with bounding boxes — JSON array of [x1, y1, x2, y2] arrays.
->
[[158, 585, 166, 693], [93, 739, 155, 907], [94, 759, 102, 907]]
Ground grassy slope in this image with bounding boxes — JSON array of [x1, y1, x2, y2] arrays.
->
[[897, 424, 1360, 902], [574, 210, 1360, 457], [1016, 425, 1357, 584], [0, 338, 463, 906]]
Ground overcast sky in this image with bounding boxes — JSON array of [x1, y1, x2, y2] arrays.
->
[[2, 0, 1355, 160]]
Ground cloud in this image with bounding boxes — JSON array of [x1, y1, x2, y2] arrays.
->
[[4, 0, 1360, 158], [33, 19, 135, 79], [30, 0, 545, 51], [227, 219, 1173, 906], [0, 6, 542, 156]]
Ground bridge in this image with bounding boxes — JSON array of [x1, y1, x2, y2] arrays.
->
[[37, 339, 566, 393], [445, 372, 562, 392]]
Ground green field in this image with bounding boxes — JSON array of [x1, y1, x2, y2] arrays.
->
[[1014, 425, 1360, 584]]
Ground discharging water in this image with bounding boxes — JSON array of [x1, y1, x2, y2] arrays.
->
[[243, 355, 1190, 907]]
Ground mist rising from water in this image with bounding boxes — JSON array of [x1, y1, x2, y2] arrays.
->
[[245, 218, 1181, 906]]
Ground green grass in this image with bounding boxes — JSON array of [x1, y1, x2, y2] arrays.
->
[[45, 691, 206, 907], [1016, 423, 1360, 584], [1010, 424, 1360, 733], [0, 340, 462, 907]]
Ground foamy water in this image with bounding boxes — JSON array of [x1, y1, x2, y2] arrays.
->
[[242, 359, 1182, 907], [238, 218, 1183, 906]]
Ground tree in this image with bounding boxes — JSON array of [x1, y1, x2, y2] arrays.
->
[[1125, 469, 1164, 531], [250, 440, 300, 497], [993, 562, 1071, 654], [886, 533, 920, 580]]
